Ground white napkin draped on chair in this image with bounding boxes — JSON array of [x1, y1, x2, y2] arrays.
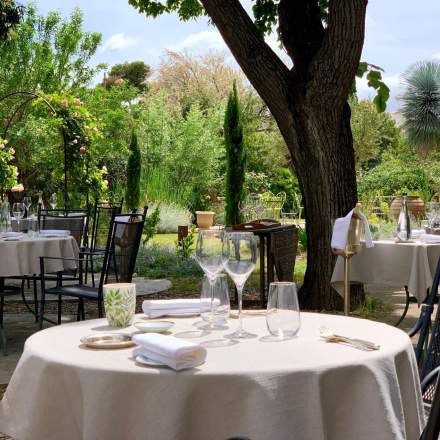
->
[[132, 333, 207, 370], [420, 234, 440, 243], [331, 208, 374, 250], [142, 298, 216, 318], [40, 229, 70, 236]]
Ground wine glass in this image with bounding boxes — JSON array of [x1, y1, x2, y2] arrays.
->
[[12, 203, 25, 232], [49, 193, 57, 210], [223, 231, 258, 339], [23, 196, 32, 218], [200, 274, 230, 329], [266, 282, 301, 340], [195, 229, 227, 329]]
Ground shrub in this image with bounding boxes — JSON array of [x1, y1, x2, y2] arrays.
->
[[125, 130, 141, 211], [148, 201, 193, 233]]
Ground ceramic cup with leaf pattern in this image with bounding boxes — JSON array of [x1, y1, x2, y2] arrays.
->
[[103, 283, 136, 327]]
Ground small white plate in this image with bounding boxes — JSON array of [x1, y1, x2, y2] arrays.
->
[[133, 320, 174, 333], [135, 354, 168, 367]]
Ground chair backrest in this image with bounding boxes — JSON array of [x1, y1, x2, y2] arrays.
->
[[97, 207, 147, 292], [270, 226, 298, 282], [90, 200, 123, 251], [38, 207, 89, 247], [420, 374, 440, 440]]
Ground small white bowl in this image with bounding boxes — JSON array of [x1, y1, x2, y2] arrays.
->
[[133, 320, 174, 333]]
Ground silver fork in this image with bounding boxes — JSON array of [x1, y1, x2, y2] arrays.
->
[[319, 326, 380, 351]]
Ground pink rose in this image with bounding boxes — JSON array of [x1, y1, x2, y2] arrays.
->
[[61, 99, 69, 108], [74, 98, 82, 106], [11, 184, 24, 193], [0, 144, 4, 150], [79, 146, 86, 154]]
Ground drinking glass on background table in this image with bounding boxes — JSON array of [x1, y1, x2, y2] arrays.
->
[[195, 229, 227, 329], [23, 196, 32, 217], [266, 282, 301, 340], [12, 203, 25, 232], [223, 231, 258, 339], [49, 193, 57, 210], [200, 274, 230, 329]]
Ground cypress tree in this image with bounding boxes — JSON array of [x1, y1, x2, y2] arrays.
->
[[224, 80, 245, 226], [125, 130, 141, 211]]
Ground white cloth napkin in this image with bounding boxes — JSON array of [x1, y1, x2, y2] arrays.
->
[[331, 208, 374, 250], [420, 234, 440, 243], [40, 229, 70, 236], [0, 231, 23, 238], [142, 298, 216, 318], [132, 333, 207, 370]]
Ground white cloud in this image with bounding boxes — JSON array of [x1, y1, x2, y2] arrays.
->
[[169, 30, 226, 52], [433, 52, 440, 60], [101, 33, 138, 52]]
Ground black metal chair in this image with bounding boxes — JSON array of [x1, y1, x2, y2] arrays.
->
[[408, 256, 440, 366], [420, 373, 440, 440], [39, 207, 147, 327], [82, 199, 123, 287]]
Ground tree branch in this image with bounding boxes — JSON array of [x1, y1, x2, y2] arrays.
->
[[310, 0, 367, 104], [199, 0, 292, 125]]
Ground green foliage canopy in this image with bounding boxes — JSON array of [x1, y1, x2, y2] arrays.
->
[[109, 61, 151, 91], [126, 130, 141, 211]]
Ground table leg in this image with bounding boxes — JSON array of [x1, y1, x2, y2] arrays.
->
[[394, 286, 410, 327], [259, 236, 265, 308]]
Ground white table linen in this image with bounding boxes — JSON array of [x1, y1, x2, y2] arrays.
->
[[142, 298, 214, 318], [0, 235, 79, 276], [132, 333, 207, 370], [332, 240, 440, 303], [0, 313, 423, 440]]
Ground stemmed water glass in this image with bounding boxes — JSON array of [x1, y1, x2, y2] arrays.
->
[[12, 203, 25, 232], [49, 193, 57, 210], [195, 229, 228, 329], [223, 231, 258, 339], [23, 196, 32, 218]]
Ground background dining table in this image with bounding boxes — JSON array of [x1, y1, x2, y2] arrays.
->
[[331, 239, 440, 304], [0, 312, 424, 440]]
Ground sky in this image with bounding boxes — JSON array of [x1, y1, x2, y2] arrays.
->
[[24, 0, 440, 112]]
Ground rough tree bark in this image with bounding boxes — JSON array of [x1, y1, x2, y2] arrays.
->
[[200, 0, 367, 310]]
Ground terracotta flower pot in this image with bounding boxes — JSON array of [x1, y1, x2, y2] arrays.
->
[[196, 211, 215, 229], [390, 195, 425, 220]]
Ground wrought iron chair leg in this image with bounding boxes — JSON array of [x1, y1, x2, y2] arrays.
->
[[90, 255, 95, 287], [76, 300, 81, 321], [39, 290, 46, 330], [395, 286, 410, 327], [33, 278, 38, 322], [84, 254, 89, 285], [98, 298, 103, 318], [57, 296, 62, 325], [81, 299, 85, 320]]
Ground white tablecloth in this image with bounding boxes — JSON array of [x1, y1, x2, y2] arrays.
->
[[0, 313, 424, 440], [331, 240, 440, 303], [0, 235, 79, 276]]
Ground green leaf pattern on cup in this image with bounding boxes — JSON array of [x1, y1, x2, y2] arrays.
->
[[104, 287, 136, 327]]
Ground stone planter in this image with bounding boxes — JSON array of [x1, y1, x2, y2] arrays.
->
[[103, 283, 136, 327], [195, 211, 215, 229], [390, 195, 425, 220]]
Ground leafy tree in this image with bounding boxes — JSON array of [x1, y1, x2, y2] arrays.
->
[[350, 98, 400, 171], [126, 130, 141, 211], [108, 61, 151, 91], [401, 61, 440, 151], [0, 4, 102, 97], [224, 81, 245, 226], [0, 0, 24, 41], [129, 0, 383, 309]]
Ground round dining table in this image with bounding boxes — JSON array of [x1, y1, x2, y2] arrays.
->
[[0, 313, 424, 440]]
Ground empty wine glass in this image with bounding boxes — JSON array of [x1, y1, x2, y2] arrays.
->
[[49, 193, 57, 210], [23, 196, 32, 218], [266, 282, 301, 340], [223, 231, 258, 339], [200, 274, 230, 328], [195, 229, 227, 329], [12, 203, 25, 232]]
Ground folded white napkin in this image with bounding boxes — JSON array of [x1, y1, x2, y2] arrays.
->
[[0, 231, 23, 238], [142, 298, 216, 318], [420, 234, 440, 243], [331, 208, 374, 250], [132, 333, 207, 370], [40, 229, 70, 236]]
